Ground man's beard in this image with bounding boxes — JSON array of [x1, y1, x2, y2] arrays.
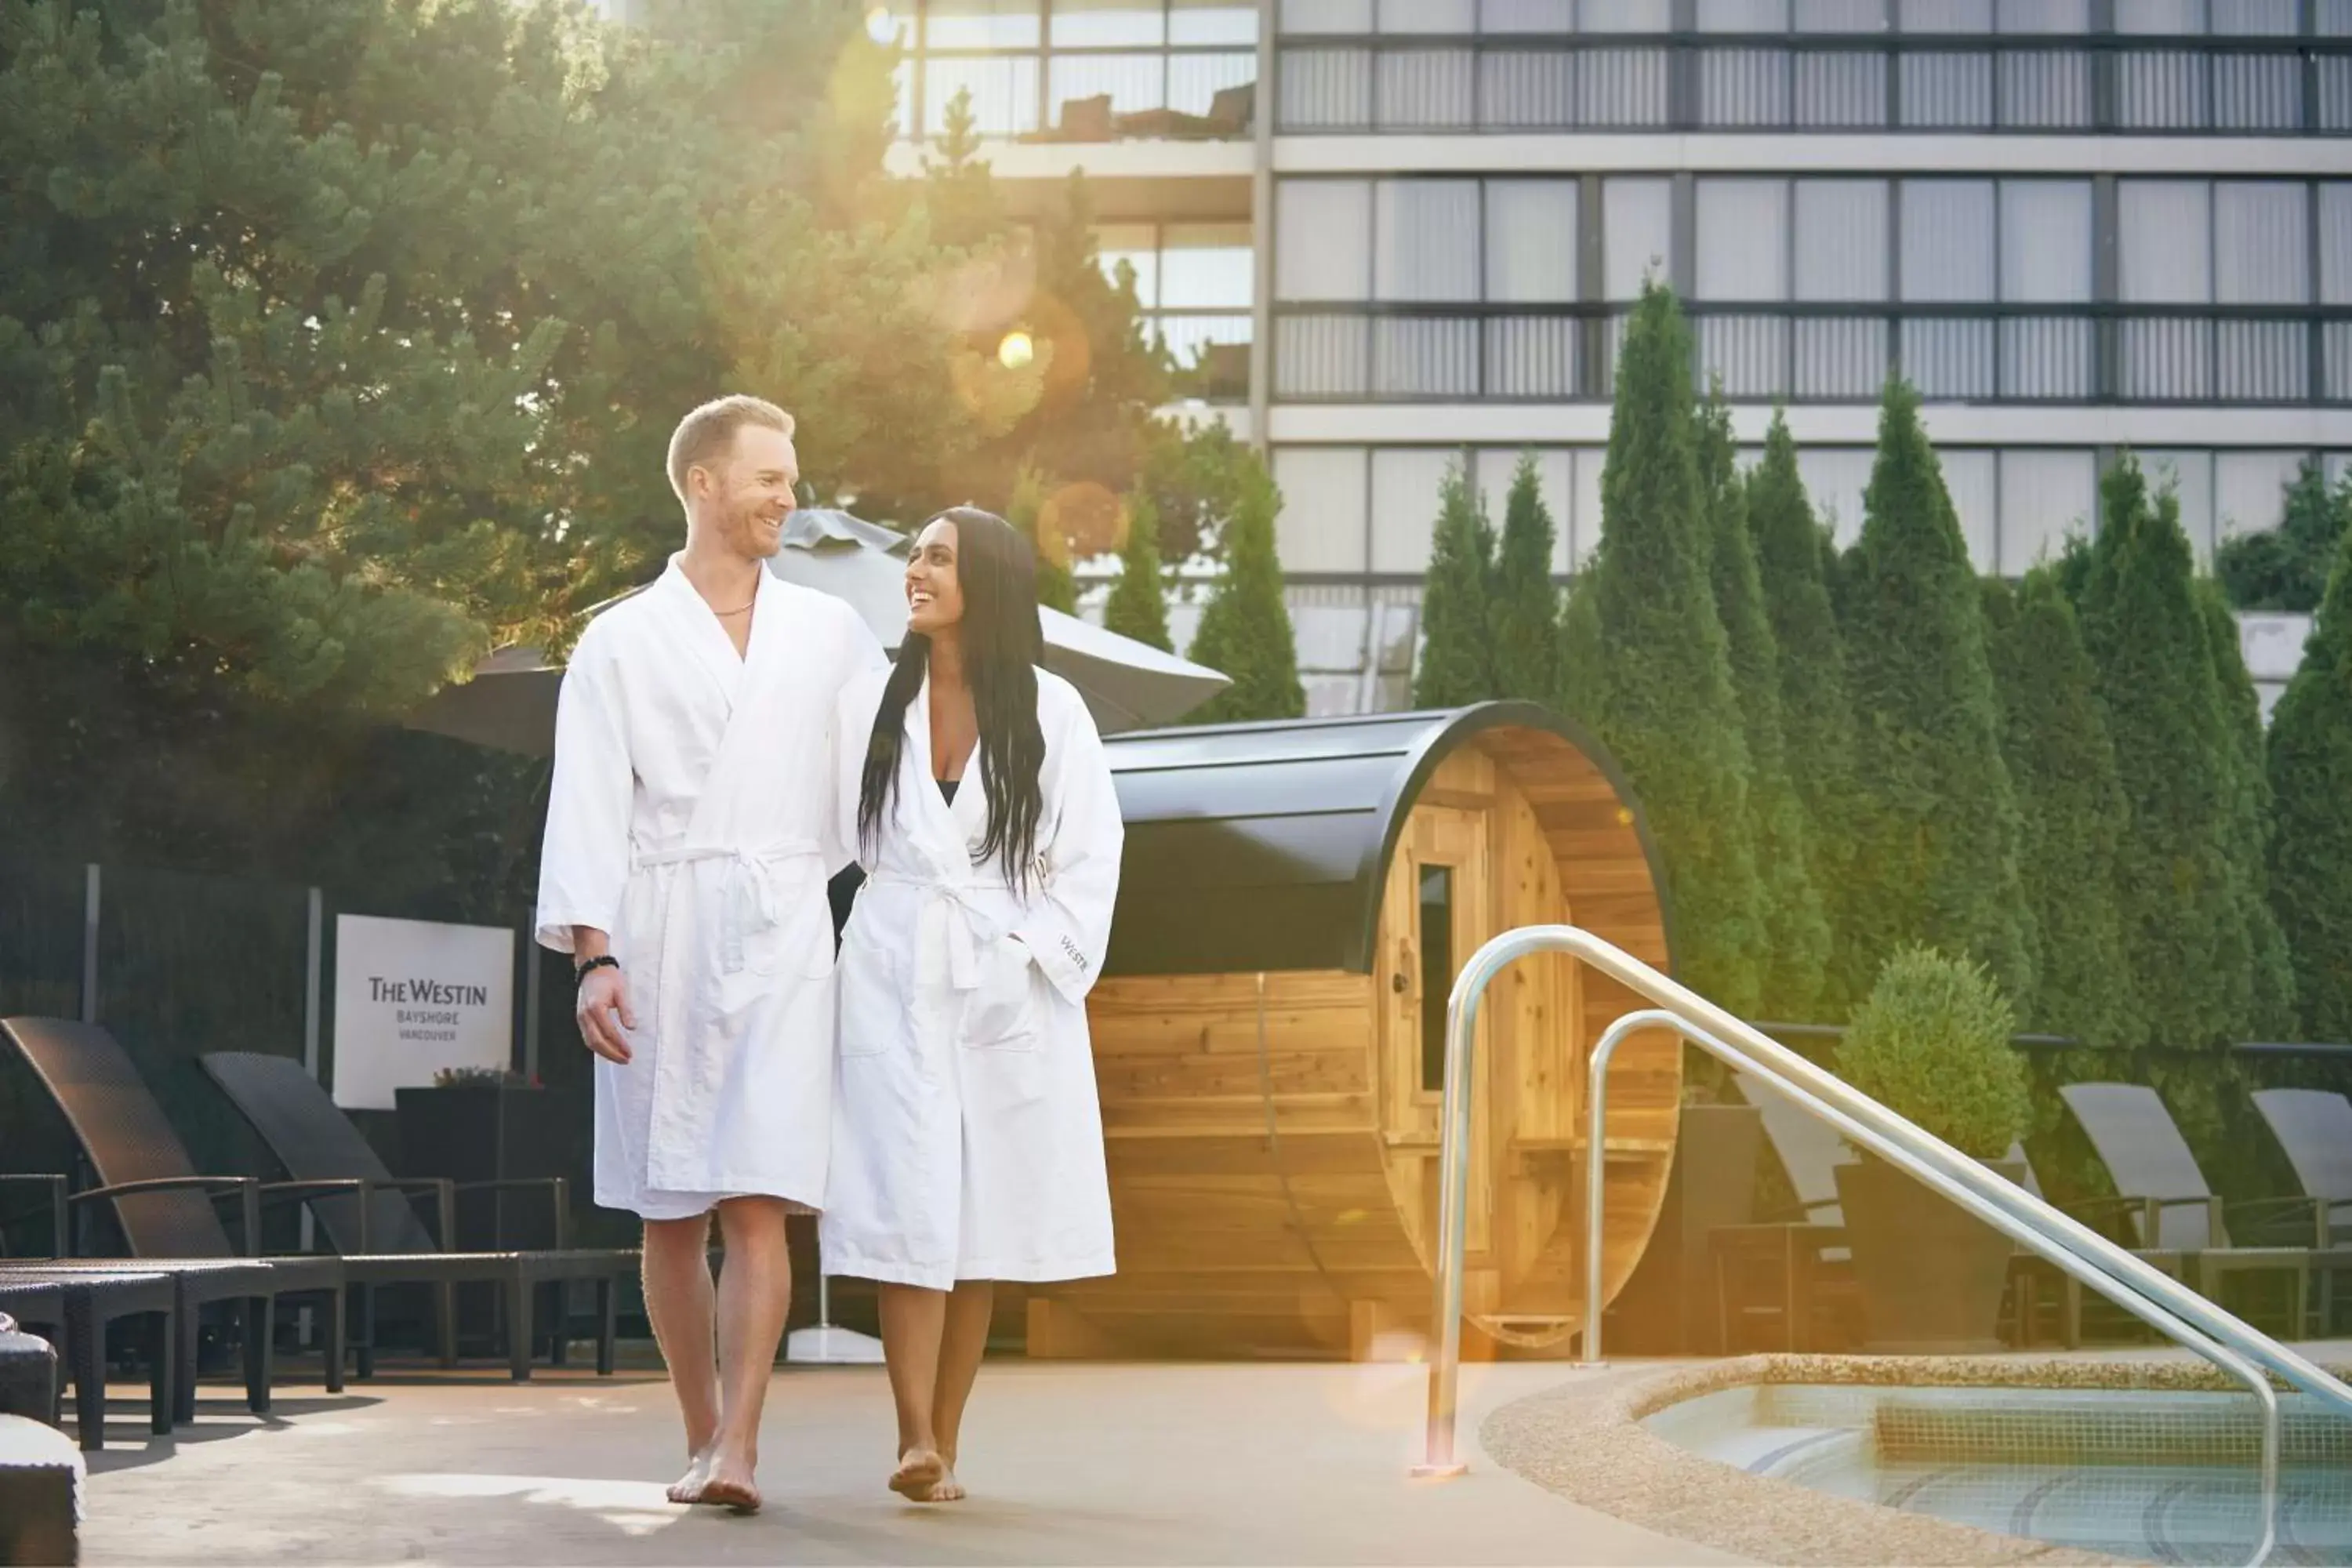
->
[[730, 495, 784, 557]]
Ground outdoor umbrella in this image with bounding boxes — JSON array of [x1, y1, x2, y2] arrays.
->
[[407, 508, 1229, 757]]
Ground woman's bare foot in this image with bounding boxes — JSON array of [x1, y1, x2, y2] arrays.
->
[[666, 1446, 713, 1504], [697, 1445, 761, 1515], [888, 1446, 944, 1501], [927, 1462, 967, 1503]]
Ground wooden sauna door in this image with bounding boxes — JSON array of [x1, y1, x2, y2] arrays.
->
[[1381, 802, 1495, 1258]]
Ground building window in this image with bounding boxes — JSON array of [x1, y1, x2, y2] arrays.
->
[[895, 0, 1256, 140], [1418, 865, 1455, 1094], [1098, 221, 1254, 400]]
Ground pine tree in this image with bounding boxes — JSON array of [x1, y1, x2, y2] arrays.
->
[[1490, 455, 1563, 704], [1103, 488, 1173, 652], [0, 0, 1031, 870], [1699, 392, 1830, 1019], [1562, 282, 1767, 1017], [1007, 464, 1078, 614], [1188, 453, 1305, 724], [2215, 456, 2352, 614], [1414, 458, 1497, 708], [2267, 526, 2352, 1044], [1981, 571, 2137, 1047], [2077, 459, 2244, 1048], [2201, 579, 2299, 1037], [1839, 382, 2034, 1006], [1746, 412, 1864, 1016]]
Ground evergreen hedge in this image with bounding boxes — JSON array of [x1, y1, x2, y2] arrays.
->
[[1492, 455, 1563, 704], [2267, 526, 2352, 1043], [1414, 458, 1497, 709], [1562, 283, 1766, 1015], [1103, 488, 1173, 652], [1981, 570, 2136, 1047], [2201, 579, 2299, 1037], [1746, 412, 1864, 1015], [1008, 465, 1078, 614], [2077, 459, 2243, 1048], [1186, 453, 1305, 724], [1699, 391, 1828, 1018], [1838, 382, 2034, 1006]]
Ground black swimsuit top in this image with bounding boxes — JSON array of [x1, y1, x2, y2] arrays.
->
[[936, 776, 960, 807]]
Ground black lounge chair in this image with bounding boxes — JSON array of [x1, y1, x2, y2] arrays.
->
[[1708, 1074, 1859, 1352], [1718, 1076, 2187, 1349], [2251, 1087, 2352, 1334], [195, 1048, 633, 1378], [0, 1269, 176, 1450], [2060, 1082, 2312, 1339], [2, 1018, 351, 1425]]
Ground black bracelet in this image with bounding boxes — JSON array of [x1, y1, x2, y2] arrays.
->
[[575, 954, 620, 984]]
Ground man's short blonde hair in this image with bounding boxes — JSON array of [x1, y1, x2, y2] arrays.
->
[[666, 394, 796, 503]]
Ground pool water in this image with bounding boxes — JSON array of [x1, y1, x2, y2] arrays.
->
[[1644, 1384, 2352, 1566]]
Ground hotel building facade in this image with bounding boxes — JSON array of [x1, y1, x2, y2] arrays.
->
[[864, 1, 2350, 713]]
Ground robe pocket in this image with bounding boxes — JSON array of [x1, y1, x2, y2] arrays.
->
[[835, 938, 895, 1058], [742, 882, 837, 981], [963, 940, 1044, 1051]]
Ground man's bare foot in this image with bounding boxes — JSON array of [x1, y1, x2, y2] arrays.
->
[[888, 1446, 944, 1501], [666, 1446, 713, 1504], [697, 1446, 761, 1515]]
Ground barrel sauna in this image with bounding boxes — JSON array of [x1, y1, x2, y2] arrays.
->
[[1030, 702, 1681, 1362]]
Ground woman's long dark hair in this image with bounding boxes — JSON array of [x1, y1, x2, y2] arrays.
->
[[857, 507, 1048, 889]]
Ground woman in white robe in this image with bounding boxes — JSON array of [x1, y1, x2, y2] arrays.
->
[[822, 506, 1121, 1504]]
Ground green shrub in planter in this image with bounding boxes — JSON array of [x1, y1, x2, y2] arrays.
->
[[1836, 946, 2030, 1160]]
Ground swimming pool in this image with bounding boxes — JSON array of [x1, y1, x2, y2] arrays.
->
[[1643, 1383, 2352, 1566]]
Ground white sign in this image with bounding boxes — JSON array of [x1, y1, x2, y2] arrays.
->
[[332, 914, 515, 1109]]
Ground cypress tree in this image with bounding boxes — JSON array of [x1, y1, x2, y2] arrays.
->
[[1839, 381, 2034, 1005], [1700, 391, 1829, 1019], [2267, 526, 2352, 1044], [1187, 453, 1305, 724], [1414, 458, 1497, 708], [1563, 282, 1766, 1017], [1981, 571, 2137, 1047], [1491, 454, 1563, 703], [2201, 579, 2299, 1037], [2078, 459, 2241, 1048], [1746, 411, 1864, 1015], [1007, 465, 1078, 614], [1103, 488, 1173, 652]]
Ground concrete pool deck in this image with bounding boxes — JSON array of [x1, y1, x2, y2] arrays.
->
[[75, 1356, 1753, 1566]]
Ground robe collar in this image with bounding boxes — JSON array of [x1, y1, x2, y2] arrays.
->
[[652, 554, 782, 710], [907, 670, 989, 862]]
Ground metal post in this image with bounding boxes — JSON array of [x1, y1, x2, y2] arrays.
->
[[302, 887, 324, 1258], [1409, 964, 1485, 1477], [521, 929, 542, 1083], [303, 889, 325, 1079], [78, 864, 100, 1025], [1247, 0, 1276, 455]]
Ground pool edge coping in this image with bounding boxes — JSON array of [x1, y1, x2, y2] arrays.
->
[[1479, 1352, 2352, 1568]]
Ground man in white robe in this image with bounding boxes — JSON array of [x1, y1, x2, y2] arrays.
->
[[535, 394, 882, 1513]]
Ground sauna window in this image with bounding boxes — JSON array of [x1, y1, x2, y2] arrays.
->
[[1418, 863, 1454, 1094]]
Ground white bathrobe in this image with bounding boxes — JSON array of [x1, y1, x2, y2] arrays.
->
[[535, 557, 884, 1219], [820, 666, 1122, 1289]]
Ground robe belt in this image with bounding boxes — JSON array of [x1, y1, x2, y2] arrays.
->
[[866, 871, 1007, 991], [633, 838, 822, 975]]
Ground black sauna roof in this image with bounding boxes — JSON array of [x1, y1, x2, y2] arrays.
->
[[1098, 701, 1655, 978]]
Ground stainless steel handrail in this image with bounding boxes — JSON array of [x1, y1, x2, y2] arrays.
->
[[1415, 927, 2351, 1568], [1584, 1007, 2279, 1568]]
